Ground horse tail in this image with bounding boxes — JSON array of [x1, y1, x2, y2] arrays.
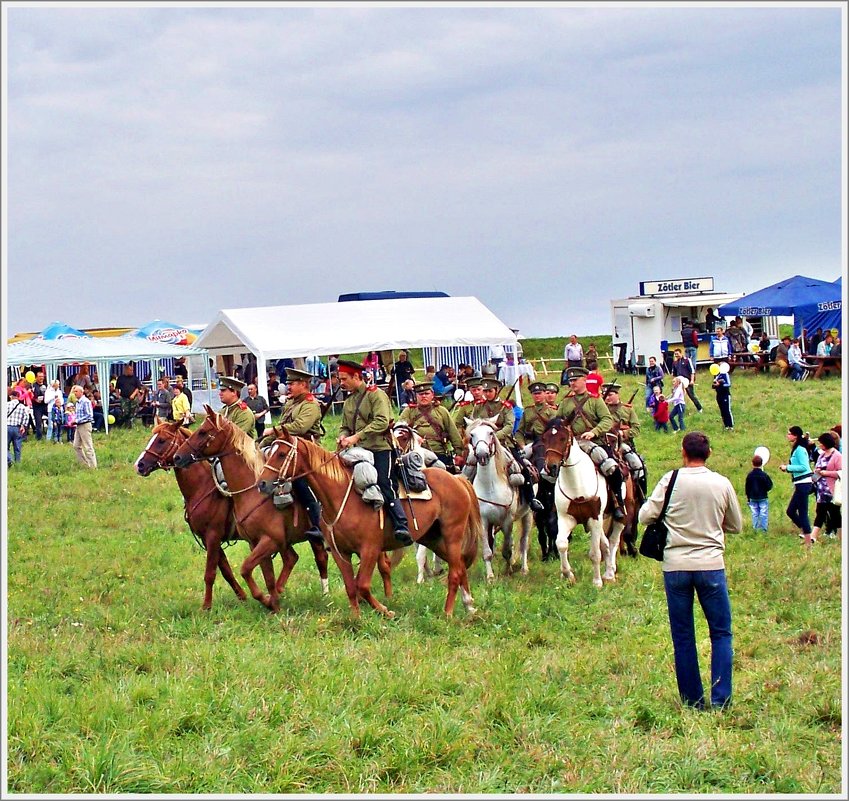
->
[[459, 476, 482, 568]]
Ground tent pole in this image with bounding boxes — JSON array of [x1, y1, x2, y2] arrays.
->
[[256, 354, 270, 430]]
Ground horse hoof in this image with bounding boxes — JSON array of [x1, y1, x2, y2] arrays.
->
[[466, 607, 477, 615], [592, 579, 603, 589], [384, 609, 396, 619]]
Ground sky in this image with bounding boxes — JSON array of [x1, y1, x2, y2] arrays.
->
[[3, 2, 845, 339]]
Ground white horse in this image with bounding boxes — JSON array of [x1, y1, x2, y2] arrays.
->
[[539, 418, 624, 587], [465, 418, 534, 580]]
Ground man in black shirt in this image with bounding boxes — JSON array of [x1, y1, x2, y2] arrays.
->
[[671, 349, 703, 413], [115, 364, 143, 428]]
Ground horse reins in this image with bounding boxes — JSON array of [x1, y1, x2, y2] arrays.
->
[[544, 429, 601, 502]]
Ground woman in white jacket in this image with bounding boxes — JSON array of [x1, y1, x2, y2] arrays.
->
[[43, 380, 64, 441]]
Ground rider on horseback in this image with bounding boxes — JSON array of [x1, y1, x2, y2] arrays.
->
[[399, 382, 465, 471], [556, 367, 626, 520], [258, 368, 327, 548], [514, 382, 556, 513], [602, 381, 648, 497]]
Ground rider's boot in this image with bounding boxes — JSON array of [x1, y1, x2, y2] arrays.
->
[[387, 499, 414, 546], [608, 471, 626, 521], [303, 500, 326, 548]]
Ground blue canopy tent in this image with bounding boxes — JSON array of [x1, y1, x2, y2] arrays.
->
[[33, 321, 91, 340], [792, 277, 842, 339], [717, 275, 842, 339]]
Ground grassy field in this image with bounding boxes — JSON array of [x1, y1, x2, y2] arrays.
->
[[5, 361, 844, 794]]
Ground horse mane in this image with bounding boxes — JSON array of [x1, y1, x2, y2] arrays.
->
[[220, 418, 266, 479], [153, 421, 192, 442], [298, 437, 350, 484]]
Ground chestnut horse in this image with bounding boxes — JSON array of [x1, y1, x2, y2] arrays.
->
[[539, 418, 632, 587], [172, 409, 331, 612], [134, 421, 247, 610], [257, 431, 482, 618]]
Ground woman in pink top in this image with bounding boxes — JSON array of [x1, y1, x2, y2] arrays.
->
[[811, 431, 842, 543]]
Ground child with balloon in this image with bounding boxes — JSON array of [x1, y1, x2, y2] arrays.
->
[[710, 361, 733, 430], [745, 447, 774, 531]]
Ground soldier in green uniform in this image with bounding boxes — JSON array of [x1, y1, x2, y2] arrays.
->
[[556, 367, 626, 519], [218, 377, 256, 438], [400, 382, 465, 471], [602, 381, 647, 497], [259, 368, 326, 545], [470, 378, 515, 443], [451, 377, 485, 439], [336, 359, 412, 546], [544, 382, 560, 409]]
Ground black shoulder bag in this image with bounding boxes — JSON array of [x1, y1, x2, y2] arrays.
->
[[639, 469, 679, 561]]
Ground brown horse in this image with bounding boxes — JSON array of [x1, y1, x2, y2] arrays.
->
[[172, 409, 331, 613], [257, 430, 482, 618], [134, 421, 247, 610]]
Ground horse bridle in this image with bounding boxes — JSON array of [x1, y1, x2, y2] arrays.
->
[[470, 422, 499, 457], [543, 423, 577, 468], [259, 436, 341, 486], [141, 430, 183, 471]]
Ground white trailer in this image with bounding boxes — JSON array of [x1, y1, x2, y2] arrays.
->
[[611, 290, 750, 371]]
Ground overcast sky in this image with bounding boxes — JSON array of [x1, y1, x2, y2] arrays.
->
[[3, 3, 844, 339]]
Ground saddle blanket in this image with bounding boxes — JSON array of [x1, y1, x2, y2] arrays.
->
[[398, 484, 433, 501]]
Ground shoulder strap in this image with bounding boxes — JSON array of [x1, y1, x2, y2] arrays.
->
[[418, 406, 447, 443], [657, 469, 679, 522]]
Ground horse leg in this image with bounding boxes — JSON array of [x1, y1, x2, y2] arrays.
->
[[501, 520, 514, 576], [459, 572, 477, 615], [239, 536, 280, 611], [309, 541, 330, 595], [482, 524, 496, 581], [519, 512, 532, 575], [416, 543, 429, 584], [273, 545, 299, 595], [214, 544, 248, 605], [556, 516, 577, 584], [604, 520, 624, 582], [201, 544, 220, 611], [354, 545, 394, 618], [377, 551, 393, 598], [587, 519, 604, 589], [329, 547, 360, 617]]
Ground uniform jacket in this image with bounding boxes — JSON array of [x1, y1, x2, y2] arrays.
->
[[276, 394, 322, 440], [399, 404, 463, 455], [556, 391, 613, 442], [340, 384, 392, 452], [607, 402, 640, 442], [222, 400, 256, 438], [514, 402, 556, 447]]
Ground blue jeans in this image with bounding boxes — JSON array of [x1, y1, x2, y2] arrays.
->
[[685, 346, 698, 365], [664, 569, 733, 709], [789, 363, 804, 381], [7, 425, 24, 465], [786, 483, 812, 534], [669, 404, 686, 431], [747, 499, 769, 531]]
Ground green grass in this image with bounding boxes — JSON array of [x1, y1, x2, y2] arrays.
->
[[6, 358, 843, 794]]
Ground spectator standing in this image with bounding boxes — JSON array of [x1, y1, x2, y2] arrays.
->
[[704, 307, 720, 331], [757, 332, 772, 373], [645, 356, 664, 408], [70, 385, 97, 468], [391, 350, 416, 406], [488, 344, 506, 379], [711, 367, 734, 430], [6, 388, 34, 467], [671, 349, 703, 412], [810, 432, 842, 544], [564, 335, 584, 369], [245, 383, 270, 439], [362, 351, 381, 380], [709, 329, 730, 362], [267, 372, 282, 416], [152, 378, 173, 425], [639, 431, 742, 710], [173, 357, 189, 380], [653, 394, 670, 433], [737, 316, 753, 340], [44, 379, 64, 441], [63, 402, 77, 443], [584, 343, 599, 369], [669, 376, 687, 432], [172, 383, 193, 425], [174, 375, 193, 408], [116, 364, 143, 428], [681, 319, 699, 366], [585, 361, 604, 398], [647, 384, 662, 417], [807, 328, 823, 357], [49, 396, 65, 443], [745, 455, 773, 532], [31, 372, 48, 440], [779, 426, 814, 542]]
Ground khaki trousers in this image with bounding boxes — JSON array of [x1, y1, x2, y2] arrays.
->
[[73, 421, 98, 468]]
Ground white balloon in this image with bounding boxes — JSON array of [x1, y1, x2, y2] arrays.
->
[[719, 362, 730, 374], [754, 446, 771, 467]]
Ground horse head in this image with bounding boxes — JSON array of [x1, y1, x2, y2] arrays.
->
[[134, 421, 191, 476], [173, 405, 232, 468], [540, 417, 574, 477], [466, 417, 500, 466], [257, 428, 297, 495]]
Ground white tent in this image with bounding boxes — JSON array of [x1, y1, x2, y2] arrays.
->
[[6, 337, 211, 433], [194, 296, 519, 416]]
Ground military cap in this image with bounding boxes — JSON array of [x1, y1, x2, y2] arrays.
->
[[336, 359, 364, 376], [565, 366, 589, 381], [481, 377, 501, 391], [285, 367, 314, 384], [465, 377, 483, 388], [219, 376, 245, 392], [601, 381, 622, 396], [413, 381, 434, 393], [529, 381, 547, 393], [545, 382, 560, 394]]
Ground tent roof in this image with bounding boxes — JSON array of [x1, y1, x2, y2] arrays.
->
[[8, 335, 208, 367], [194, 296, 518, 359], [657, 293, 742, 308], [717, 275, 839, 317]]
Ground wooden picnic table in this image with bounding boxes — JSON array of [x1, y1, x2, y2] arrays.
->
[[804, 354, 842, 380]]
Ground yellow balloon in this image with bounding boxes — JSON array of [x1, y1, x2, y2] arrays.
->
[[25, 370, 36, 383], [709, 363, 720, 375], [750, 343, 760, 353], [107, 414, 116, 424], [832, 328, 839, 337]]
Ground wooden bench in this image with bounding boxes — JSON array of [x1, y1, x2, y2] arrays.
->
[[724, 357, 763, 374]]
